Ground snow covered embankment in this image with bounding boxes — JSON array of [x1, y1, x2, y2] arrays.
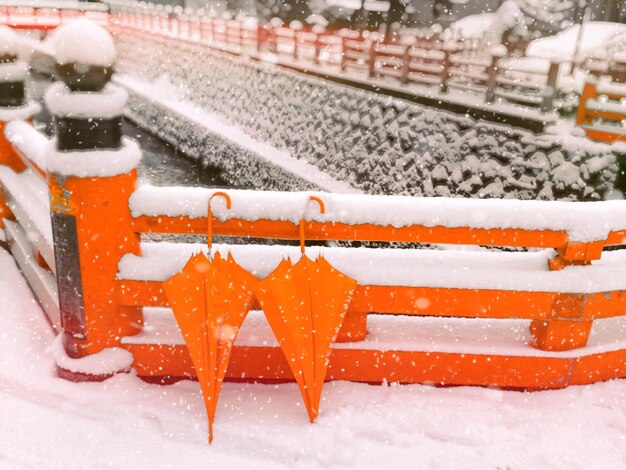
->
[[113, 29, 621, 200]]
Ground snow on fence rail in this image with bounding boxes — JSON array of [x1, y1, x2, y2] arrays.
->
[[120, 183, 626, 389], [0, 121, 59, 330]]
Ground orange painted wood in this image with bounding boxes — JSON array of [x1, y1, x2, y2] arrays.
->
[[350, 286, 559, 319], [13, 147, 46, 179], [117, 280, 626, 322], [0, 121, 26, 173], [56, 171, 142, 357], [583, 291, 626, 319], [530, 319, 593, 351], [584, 129, 626, 143], [569, 350, 626, 385], [605, 230, 626, 246], [117, 280, 564, 320], [584, 109, 626, 122], [337, 311, 368, 342], [132, 215, 570, 249], [122, 343, 580, 390]]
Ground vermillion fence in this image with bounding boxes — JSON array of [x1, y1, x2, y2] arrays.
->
[[3, 115, 626, 389], [1, 15, 626, 394]]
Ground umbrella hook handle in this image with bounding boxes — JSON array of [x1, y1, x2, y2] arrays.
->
[[207, 191, 232, 250], [299, 195, 326, 254]]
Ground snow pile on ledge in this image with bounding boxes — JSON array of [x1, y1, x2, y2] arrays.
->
[[45, 82, 128, 119], [526, 22, 626, 60], [0, 26, 22, 57], [0, 101, 40, 122], [52, 334, 134, 376], [45, 137, 141, 177], [130, 308, 626, 359], [118, 241, 626, 294], [49, 18, 116, 67], [0, 61, 28, 82], [130, 185, 626, 242], [4, 120, 49, 170]]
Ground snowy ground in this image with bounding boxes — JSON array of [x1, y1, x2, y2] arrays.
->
[[1, 246, 625, 469]]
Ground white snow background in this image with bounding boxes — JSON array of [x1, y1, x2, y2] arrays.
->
[[1, 247, 625, 469]]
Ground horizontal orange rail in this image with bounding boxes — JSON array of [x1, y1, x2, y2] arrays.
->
[[116, 280, 626, 321], [123, 343, 626, 390], [133, 215, 571, 248]]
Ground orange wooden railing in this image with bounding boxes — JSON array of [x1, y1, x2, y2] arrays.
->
[[0, 2, 109, 30], [114, 185, 626, 389], [576, 79, 626, 143], [2, 116, 626, 389]]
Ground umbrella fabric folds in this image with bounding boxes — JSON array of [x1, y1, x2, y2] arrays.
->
[[163, 251, 258, 443], [255, 254, 358, 422]]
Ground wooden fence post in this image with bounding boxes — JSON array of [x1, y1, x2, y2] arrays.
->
[[484, 45, 505, 104], [540, 60, 560, 113], [439, 45, 452, 94], [341, 36, 348, 72], [576, 80, 597, 126], [368, 39, 377, 79], [400, 44, 410, 85], [44, 23, 142, 366]]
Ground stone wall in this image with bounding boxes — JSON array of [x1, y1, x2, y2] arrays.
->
[[114, 28, 620, 200]]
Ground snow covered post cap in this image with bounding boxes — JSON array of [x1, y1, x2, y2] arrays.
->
[[49, 19, 116, 92], [44, 19, 136, 156], [0, 26, 28, 108]]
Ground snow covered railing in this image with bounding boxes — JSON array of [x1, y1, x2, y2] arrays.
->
[[0, 121, 57, 329], [108, 3, 568, 119], [4, 120, 48, 176], [0, 1, 109, 30], [576, 78, 626, 143], [117, 184, 626, 389], [130, 185, 626, 269]]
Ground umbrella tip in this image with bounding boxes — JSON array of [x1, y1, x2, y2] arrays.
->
[[208, 420, 214, 444]]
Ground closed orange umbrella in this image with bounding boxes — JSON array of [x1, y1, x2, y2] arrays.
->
[[162, 193, 258, 443], [255, 197, 358, 422]]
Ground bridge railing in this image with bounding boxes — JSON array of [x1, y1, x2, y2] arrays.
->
[[3, 102, 626, 388], [0, 1, 109, 30], [108, 4, 575, 116], [0, 118, 59, 331], [114, 182, 626, 388], [576, 78, 626, 143], [2, 17, 626, 389]]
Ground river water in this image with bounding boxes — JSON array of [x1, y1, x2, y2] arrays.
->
[[27, 73, 227, 189]]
